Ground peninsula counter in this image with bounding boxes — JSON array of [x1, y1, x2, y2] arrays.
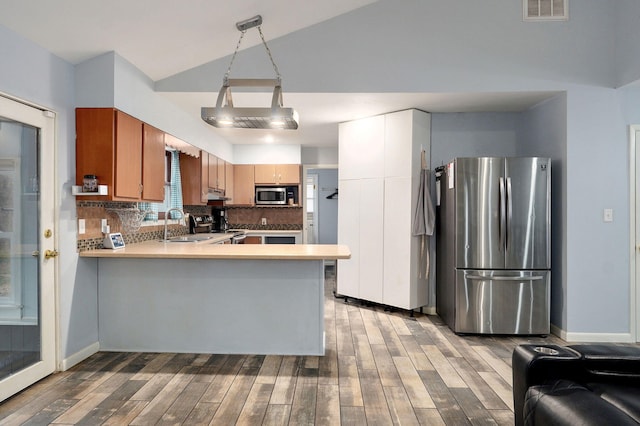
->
[[80, 242, 350, 355]]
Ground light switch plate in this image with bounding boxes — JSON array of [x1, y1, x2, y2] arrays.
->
[[604, 208, 613, 222], [78, 219, 85, 234]]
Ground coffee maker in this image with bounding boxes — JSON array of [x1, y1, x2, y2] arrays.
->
[[211, 207, 228, 232]]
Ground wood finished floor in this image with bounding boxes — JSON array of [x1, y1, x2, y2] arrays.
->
[[0, 268, 565, 425]]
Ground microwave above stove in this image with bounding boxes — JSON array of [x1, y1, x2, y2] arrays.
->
[[255, 186, 287, 205]]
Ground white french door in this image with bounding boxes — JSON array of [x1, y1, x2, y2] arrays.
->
[[0, 94, 57, 402]]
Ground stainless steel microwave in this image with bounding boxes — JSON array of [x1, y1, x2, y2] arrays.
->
[[255, 186, 287, 205]]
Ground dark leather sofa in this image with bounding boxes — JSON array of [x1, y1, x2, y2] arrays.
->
[[512, 344, 640, 425]]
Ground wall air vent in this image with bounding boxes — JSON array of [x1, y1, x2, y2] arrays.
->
[[524, 0, 568, 21]]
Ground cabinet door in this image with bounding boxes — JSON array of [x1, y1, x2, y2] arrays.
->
[[232, 165, 255, 205], [76, 108, 116, 199], [383, 176, 424, 309], [338, 115, 385, 180], [384, 110, 414, 178], [337, 179, 361, 298], [277, 164, 300, 184], [217, 158, 226, 191], [208, 153, 217, 190], [141, 123, 165, 202], [200, 153, 208, 202], [179, 153, 205, 205], [358, 178, 384, 304], [254, 164, 277, 184], [224, 162, 234, 197], [114, 110, 143, 200]]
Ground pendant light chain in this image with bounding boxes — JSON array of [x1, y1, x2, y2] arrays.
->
[[257, 26, 282, 83], [223, 25, 282, 85], [223, 30, 246, 84]]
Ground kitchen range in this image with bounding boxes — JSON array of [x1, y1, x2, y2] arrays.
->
[[187, 211, 299, 244], [188, 212, 246, 244]]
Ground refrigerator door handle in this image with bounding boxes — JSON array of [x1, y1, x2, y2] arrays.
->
[[506, 177, 513, 251], [466, 274, 545, 281], [499, 177, 506, 252]]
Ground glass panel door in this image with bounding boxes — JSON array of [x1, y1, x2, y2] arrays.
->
[[0, 95, 56, 402], [0, 120, 40, 380]]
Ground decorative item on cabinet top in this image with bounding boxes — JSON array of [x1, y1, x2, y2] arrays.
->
[[72, 185, 108, 196]]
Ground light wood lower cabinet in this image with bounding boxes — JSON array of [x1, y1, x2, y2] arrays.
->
[[244, 236, 262, 244]]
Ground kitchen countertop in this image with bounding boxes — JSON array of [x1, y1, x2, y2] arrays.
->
[[242, 229, 302, 235], [80, 239, 350, 260]]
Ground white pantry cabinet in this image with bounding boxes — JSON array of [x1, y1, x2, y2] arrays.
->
[[337, 109, 431, 310]]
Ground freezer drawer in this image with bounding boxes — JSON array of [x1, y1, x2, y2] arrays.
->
[[454, 269, 549, 335]]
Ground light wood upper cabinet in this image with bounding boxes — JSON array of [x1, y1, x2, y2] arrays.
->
[[180, 151, 208, 205], [254, 164, 300, 184], [141, 124, 166, 202], [231, 165, 255, 205], [207, 153, 226, 192], [225, 162, 234, 200], [76, 108, 161, 201], [217, 158, 226, 191]]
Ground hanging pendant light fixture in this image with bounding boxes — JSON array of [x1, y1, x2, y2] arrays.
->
[[201, 15, 299, 130]]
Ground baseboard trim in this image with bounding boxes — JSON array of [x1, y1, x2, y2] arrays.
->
[[59, 342, 99, 371], [550, 324, 634, 343], [422, 306, 437, 315]]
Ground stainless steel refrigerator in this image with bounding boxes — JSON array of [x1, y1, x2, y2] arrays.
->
[[436, 157, 550, 335]]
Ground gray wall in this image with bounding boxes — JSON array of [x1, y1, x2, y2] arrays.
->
[[309, 169, 339, 245], [521, 94, 568, 330], [0, 24, 98, 360]]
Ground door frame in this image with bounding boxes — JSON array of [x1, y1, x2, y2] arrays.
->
[[302, 164, 338, 244], [630, 125, 640, 343], [0, 93, 58, 402]]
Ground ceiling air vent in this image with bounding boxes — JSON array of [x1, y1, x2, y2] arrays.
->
[[524, 0, 568, 21]]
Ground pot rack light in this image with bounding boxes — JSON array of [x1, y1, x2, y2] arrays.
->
[[201, 15, 299, 130]]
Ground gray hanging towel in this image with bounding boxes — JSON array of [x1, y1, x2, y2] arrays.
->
[[412, 151, 435, 278]]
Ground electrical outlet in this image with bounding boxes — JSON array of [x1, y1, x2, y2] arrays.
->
[[261, 218, 267, 225], [78, 219, 85, 234], [101, 218, 109, 233]]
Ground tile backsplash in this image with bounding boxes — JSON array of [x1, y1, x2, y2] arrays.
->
[[76, 202, 303, 251], [227, 206, 303, 230]]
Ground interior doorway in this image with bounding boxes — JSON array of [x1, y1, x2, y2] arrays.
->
[[631, 125, 640, 343], [303, 166, 338, 245], [305, 174, 318, 244], [0, 94, 57, 402]]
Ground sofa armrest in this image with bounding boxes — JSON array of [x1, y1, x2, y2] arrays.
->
[[512, 344, 581, 426], [513, 344, 640, 426], [567, 344, 640, 381]]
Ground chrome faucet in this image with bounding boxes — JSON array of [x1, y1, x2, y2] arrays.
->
[[164, 208, 185, 241]]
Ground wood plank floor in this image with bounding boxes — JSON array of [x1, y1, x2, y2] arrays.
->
[[0, 266, 566, 425]]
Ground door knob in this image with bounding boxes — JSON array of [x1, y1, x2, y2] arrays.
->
[[44, 249, 59, 259]]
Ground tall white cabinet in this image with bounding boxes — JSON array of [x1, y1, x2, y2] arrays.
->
[[337, 109, 431, 310]]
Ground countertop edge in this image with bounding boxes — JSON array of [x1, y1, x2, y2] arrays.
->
[[79, 242, 351, 260]]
